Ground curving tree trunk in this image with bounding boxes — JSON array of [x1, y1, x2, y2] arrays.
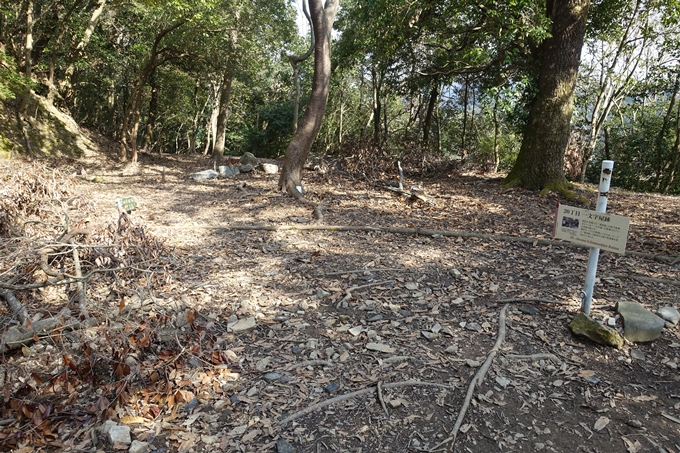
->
[[503, 0, 589, 193], [278, 0, 339, 196]]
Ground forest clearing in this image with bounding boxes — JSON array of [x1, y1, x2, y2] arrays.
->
[[1, 146, 679, 453]]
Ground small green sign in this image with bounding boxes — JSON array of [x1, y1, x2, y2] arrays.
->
[[115, 197, 138, 212]]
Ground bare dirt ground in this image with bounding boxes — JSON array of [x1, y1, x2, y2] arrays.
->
[[1, 148, 679, 453]]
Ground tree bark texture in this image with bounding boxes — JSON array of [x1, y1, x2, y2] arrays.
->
[[211, 67, 234, 165], [504, 0, 589, 192], [278, 0, 338, 195]]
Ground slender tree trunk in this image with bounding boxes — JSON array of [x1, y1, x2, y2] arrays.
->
[[504, 0, 590, 192], [372, 66, 382, 145], [492, 94, 500, 172], [279, 0, 339, 195], [423, 80, 439, 148], [143, 70, 159, 152], [653, 74, 680, 190], [211, 68, 234, 166], [661, 98, 680, 193], [461, 76, 469, 152]]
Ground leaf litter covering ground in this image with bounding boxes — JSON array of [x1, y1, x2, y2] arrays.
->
[[0, 153, 679, 453]]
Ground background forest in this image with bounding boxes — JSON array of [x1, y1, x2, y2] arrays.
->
[[1, 0, 680, 193]]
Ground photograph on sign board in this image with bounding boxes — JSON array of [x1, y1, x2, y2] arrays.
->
[[561, 216, 579, 229]]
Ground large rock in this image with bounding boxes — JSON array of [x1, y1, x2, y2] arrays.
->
[[239, 152, 259, 166], [616, 301, 665, 342], [569, 313, 624, 349], [191, 169, 219, 180], [218, 165, 240, 177]]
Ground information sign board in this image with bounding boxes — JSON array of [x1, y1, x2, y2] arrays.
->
[[553, 204, 630, 254]]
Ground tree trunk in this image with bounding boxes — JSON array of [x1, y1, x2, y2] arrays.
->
[[461, 76, 469, 152], [423, 81, 439, 148], [278, 0, 339, 195], [504, 0, 589, 192], [211, 68, 234, 166], [371, 66, 382, 145], [143, 70, 159, 152], [492, 94, 500, 172], [661, 96, 680, 193]]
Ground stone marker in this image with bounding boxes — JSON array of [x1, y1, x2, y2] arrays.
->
[[569, 313, 624, 349], [616, 301, 665, 342]]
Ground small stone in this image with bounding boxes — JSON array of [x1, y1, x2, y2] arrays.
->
[[276, 439, 296, 453], [584, 376, 600, 384], [367, 314, 383, 323], [518, 306, 539, 315], [441, 326, 454, 336], [108, 425, 131, 445], [405, 282, 418, 290], [431, 323, 442, 333], [569, 313, 624, 349], [230, 394, 241, 405], [99, 420, 118, 434], [129, 440, 150, 453], [339, 351, 349, 362], [274, 315, 289, 322], [325, 347, 335, 358], [230, 317, 257, 333], [255, 358, 270, 372], [495, 376, 510, 388], [630, 349, 646, 360], [666, 361, 678, 370], [399, 310, 412, 317], [240, 164, 254, 173], [325, 383, 339, 394], [465, 322, 481, 332], [421, 331, 439, 341], [657, 307, 680, 326], [261, 163, 279, 174], [263, 372, 283, 382], [365, 342, 395, 353], [348, 326, 363, 336], [466, 359, 481, 367], [534, 442, 545, 451], [445, 345, 459, 354]]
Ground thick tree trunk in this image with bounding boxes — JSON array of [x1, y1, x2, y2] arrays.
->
[[278, 0, 338, 196], [504, 0, 589, 192]]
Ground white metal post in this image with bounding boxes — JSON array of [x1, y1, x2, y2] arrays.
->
[[581, 160, 614, 315]]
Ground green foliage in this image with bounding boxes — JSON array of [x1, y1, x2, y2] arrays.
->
[[0, 53, 30, 100]]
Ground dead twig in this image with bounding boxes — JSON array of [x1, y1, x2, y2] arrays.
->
[[0, 288, 28, 324], [278, 380, 456, 426], [337, 280, 391, 307], [377, 380, 388, 416], [431, 304, 509, 453], [317, 267, 402, 277]]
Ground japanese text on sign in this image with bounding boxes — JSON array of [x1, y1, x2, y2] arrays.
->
[[553, 204, 630, 254]]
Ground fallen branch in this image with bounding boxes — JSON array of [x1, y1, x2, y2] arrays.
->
[[207, 224, 677, 266], [0, 288, 28, 324], [317, 267, 402, 277], [431, 304, 509, 452], [0, 307, 75, 352], [377, 381, 388, 416], [337, 280, 391, 307], [278, 380, 456, 426], [608, 274, 680, 286]]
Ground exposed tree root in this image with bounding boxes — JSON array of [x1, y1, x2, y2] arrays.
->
[[504, 353, 563, 364], [0, 289, 28, 324], [277, 380, 457, 426], [210, 224, 679, 266], [430, 304, 509, 452]]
